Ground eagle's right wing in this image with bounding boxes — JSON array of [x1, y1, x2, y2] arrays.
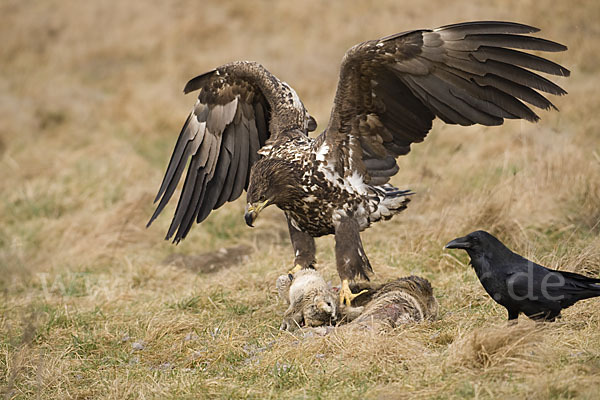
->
[[148, 62, 282, 242], [321, 21, 569, 185]]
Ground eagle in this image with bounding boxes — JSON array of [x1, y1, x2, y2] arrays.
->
[[148, 21, 569, 306]]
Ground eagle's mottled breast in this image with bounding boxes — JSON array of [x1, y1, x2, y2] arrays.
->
[[269, 135, 371, 237]]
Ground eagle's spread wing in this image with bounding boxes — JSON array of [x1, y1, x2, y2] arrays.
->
[[148, 63, 278, 242], [322, 21, 570, 185]]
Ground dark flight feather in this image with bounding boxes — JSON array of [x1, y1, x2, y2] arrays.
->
[[214, 123, 238, 209], [434, 21, 540, 37]]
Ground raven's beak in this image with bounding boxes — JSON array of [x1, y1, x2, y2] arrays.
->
[[444, 236, 471, 250], [244, 200, 269, 227]]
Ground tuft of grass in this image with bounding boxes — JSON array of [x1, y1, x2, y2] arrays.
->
[[168, 295, 203, 312], [446, 322, 542, 369]]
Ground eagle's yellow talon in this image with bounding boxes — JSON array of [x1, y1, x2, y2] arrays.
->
[[339, 279, 368, 306], [288, 264, 303, 275]]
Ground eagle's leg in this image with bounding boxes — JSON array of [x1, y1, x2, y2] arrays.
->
[[289, 264, 303, 275], [334, 214, 373, 306], [286, 216, 316, 275], [339, 280, 369, 307]]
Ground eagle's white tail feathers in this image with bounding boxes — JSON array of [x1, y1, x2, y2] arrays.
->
[[368, 184, 412, 224]]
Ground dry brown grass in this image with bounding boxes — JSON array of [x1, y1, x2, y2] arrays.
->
[[446, 322, 542, 369], [1, 0, 600, 398]]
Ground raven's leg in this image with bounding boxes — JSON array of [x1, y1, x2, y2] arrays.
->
[[542, 310, 559, 322], [507, 309, 519, 324], [527, 310, 556, 322], [286, 216, 316, 274], [334, 214, 373, 306]]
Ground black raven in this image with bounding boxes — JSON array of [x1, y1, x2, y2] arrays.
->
[[445, 230, 600, 321]]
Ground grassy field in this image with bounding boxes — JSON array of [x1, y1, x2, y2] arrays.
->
[[2, 0, 600, 398]]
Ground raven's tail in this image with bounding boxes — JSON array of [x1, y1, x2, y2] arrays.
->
[[574, 283, 600, 301], [558, 270, 600, 305]]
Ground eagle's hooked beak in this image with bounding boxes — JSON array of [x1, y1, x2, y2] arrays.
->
[[444, 236, 472, 250], [244, 200, 269, 227]]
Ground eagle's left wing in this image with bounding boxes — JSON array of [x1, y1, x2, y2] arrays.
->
[[148, 62, 283, 242], [320, 21, 570, 185]]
